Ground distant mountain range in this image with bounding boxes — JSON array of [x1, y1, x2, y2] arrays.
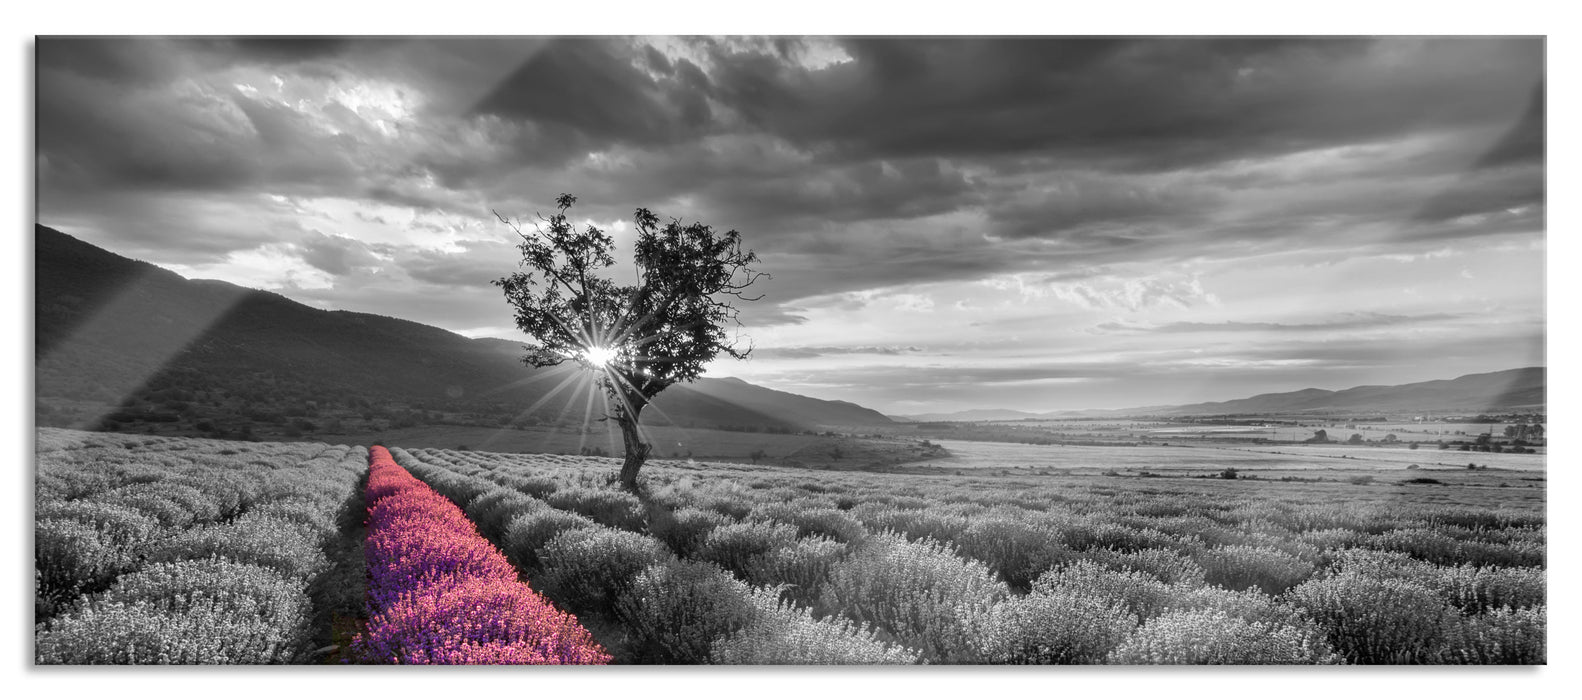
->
[[1151, 367, 1544, 416], [34, 224, 893, 433], [895, 367, 1545, 422]]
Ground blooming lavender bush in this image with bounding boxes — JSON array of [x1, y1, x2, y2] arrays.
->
[[819, 533, 1008, 663], [976, 588, 1137, 664], [1107, 609, 1338, 664], [1033, 561, 1177, 622], [652, 506, 732, 558], [712, 589, 922, 665], [1195, 544, 1315, 595], [614, 559, 758, 663], [536, 525, 674, 616], [350, 446, 609, 665], [502, 507, 597, 569], [1287, 572, 1459, 664], [547, 486, 649, 532], [36, 598, 302, 664], [698, 520, 799, 579]]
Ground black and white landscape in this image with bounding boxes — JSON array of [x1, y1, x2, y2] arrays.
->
[[34, 36, 1545, 668]]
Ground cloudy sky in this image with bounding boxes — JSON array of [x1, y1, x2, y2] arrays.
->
[[35, 36, 1545, 414]]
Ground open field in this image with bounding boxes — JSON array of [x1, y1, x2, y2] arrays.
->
[[329, 423, 939, 471], [961, 419, 1544, 445], [34, 427, 1546, 664], [903, 439, 1545, 474]]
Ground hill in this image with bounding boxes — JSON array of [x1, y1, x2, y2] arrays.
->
[[33, 224, 893, 438], [893, 408, 1047, 422], [1152, 367, 1545, 416], [891, 369, 1544, 424]]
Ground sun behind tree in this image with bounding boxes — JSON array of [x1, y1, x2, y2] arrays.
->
[[493, 194, 766, 490]]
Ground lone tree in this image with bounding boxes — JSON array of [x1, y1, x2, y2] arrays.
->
[[494, 194, 765, 490]]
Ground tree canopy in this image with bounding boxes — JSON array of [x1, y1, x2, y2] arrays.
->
[[493, 194, 765, 489]]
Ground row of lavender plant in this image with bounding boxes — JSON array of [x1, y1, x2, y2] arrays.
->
[[388, 447, 917, 663], [349, 446, 609, 664], [391, 446, 1543, 664], [34, 428, 365, 663]]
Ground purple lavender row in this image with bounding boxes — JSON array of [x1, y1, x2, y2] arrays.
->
[[350, 446, 610, 665]]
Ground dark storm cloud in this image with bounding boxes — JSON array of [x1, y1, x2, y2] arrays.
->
[[471, 38, 716, 154], [1473, 82, 1545, 170], [36, 38, 377, 201], [296, 231, 380, 276], [701, 156, 983, 231], [400, 239, 520, 288], [987, 175, 1226, 240], [703, 37, 1543, 170], [36, 37, 184, 84], [195, 37, 358, 65], [35, 68, 257, 192]]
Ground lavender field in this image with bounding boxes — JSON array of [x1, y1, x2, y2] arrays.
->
[[36, 426, 1543, 664]]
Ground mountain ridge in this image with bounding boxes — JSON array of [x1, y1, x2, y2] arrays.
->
[[33, 224, 894, 435], [892, 367, 1545, 421]]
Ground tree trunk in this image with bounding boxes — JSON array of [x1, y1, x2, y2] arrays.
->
[[615, 405, 651, 491]]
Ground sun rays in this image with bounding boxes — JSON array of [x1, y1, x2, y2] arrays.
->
[[582, 345, 619, 368]]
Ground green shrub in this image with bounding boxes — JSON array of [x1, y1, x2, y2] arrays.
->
[[536, 526, 674, 616], [1287, 572, 1459, 664], [976, 588, 1137, 664], [501, 507, 596, 569], [1195, 545, 1315, 595], [1107, 609, 1338, 664], [819, 533, 1007, 663], [713, 589, 921, 665], [614, 560, 758, 663]]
